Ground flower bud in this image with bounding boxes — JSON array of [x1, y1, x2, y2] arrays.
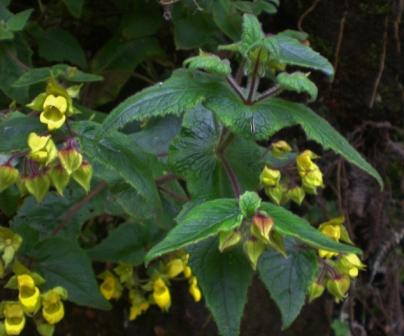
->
[[218, 230, 241, 252], [183, 266, 192, 279], [166, 258, 184, 278], [287, 187, 305, 205], [58, 148, 83, 175], [72, 162, 92, 192], [0, 164, 19, 192], [153, 278, 171, 311], [271, 140, 292, 158], [243, 239, 265, 270], [260, 167, 281, 187], [3, 302, 26, 335], [337, 254, 365, 278], [265, 184, 286, 205], [48, 166, 70, 196], [252, 212, 274, 243], [326, 275, 350, 302], [307, 281, 325, 302], [24, 174, 50, 203], [188, 277, 202, 302]]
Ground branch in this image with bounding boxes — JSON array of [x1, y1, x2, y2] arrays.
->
[[297, 0, 321, 32], [226, 76, 246, 102], [220, 155, 241, 198], [255, 85, 282, 103], [247, 49, 262, 103]]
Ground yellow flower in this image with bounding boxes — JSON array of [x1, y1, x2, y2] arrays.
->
[[318, 217, 346, 259], [28, 133, 58, 166], [188, 277, 202, 302], [100, 273, 122, 301], [129, 290, 150, 321], [271, 140, 292, 158], [259, 166, 281, 187], [338, 254, 366, 278], [296, 150, 324, 192], [3, 302, 26, 335], [40, 94, 68, 130], [42, 287, 67, 325], [326, 276, 351, 303], [183, 266, 192, 279], [17, 274, 40, 313], [153, 278, 171, 311], [0, 164, 19, 192], [166, 258, 184, 279]]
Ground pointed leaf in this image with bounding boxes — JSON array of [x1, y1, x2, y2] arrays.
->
[[258, 240, 318, 328], [260, 202, 361, 254], [184, 53, 231, 76], [188, 238, 254, 336], [276, 72, 318, 102], [145, 199, 242, 263]]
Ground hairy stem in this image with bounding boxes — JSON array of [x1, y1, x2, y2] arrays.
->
[[255, 85, 282, 103], [226, 76, 246, 103], [247, 49, 262, 103]]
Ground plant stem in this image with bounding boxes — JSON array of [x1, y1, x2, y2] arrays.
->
[[247, 49, 262, 103], [226, 76, 246, 103], [220, 155, 241, 198], [158, 185, 189, 202], [255, 85, 282, 103]]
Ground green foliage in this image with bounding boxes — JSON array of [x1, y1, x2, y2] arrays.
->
[[276, 72, 318, 102]]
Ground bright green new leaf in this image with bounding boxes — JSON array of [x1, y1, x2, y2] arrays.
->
[[239, 191, 261, 217], [31, 238, 111, 310], [260, 202, 361, 254], [145, 199, 242, 263], [188, 238, 254, 336], [276, 72, 318, 102], [6, 9, 33, 31], [258, 240, 318, 328], [184, 53, 231, 76]]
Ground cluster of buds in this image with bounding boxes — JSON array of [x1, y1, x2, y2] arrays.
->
[[0, 79, 92, 203], [308, 217, 365, 303], [219, 208, 284, 270], [98, 252, 202, 322], [0, 227, 22, 276], [260, 141, 324, 206]]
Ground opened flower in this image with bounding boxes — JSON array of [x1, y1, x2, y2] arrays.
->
[[40, 94, 68, 130], [100, 272, 122, 301], [166, 258, 184, 279], [337, 253, 366, 278], [152, 278, 171, 311], [296, 150, 324, 193], [28, 132, 58, 166], [42, 287, 67, 325], [17, 274, 40, 313], [3, 302, 26, 335]]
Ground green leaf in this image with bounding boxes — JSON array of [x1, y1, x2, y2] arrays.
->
[[74, 121, 163, 215], [169, 105, 263, 198], [239, 191, 261, 217], [62, 0, 84, 18], [276, 72, 318, 102], [184, 53, 231, 76], [205, 96, 383, 186], [241, 13, 265, 48], [188, 238, 253, 336], [13, 64, 102, 87], [258, 240, 318, 328], [102, 69, 227, 131], [211, 0, 242, 41], [260, 202, 361, 254], [268, 35, 334, 77], [0, 113, 45, 152], [145, 199, 242, 263], [32, 27, 86, 68], [87, 222, 158, 266], [31, 237, 111, 310], [6, 9, 33, 32]]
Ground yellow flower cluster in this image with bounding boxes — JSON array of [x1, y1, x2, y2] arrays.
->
[[307, 217, 365, 303], [260, 142, 324, 206], [0, 79, 93, 203], [98, 253, 202, 322]]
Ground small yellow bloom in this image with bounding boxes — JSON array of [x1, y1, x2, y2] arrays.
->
[[17, 274, 40, 313], [183, 266, 192, 279], [153, 278, 171, 311], [296, 150, 324, 192], [100, 273, 121, 301], [338, 254, 366, 278], [42, 287, 67, 325], [188, 277, 202, 302], [260, 166, 281, 187], [271, 140, 292, 157], [28, 133, 58, 166], [0, 165, 19, 192], [128, 291, 150, 321], [166, 258, 184, 278], [40, 95, 68, 131], [318, 217, 346, 259], [3, 302, 26, 335]]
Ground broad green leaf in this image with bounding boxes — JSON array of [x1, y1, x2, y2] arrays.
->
[[32, 27, 86, 68], [169, 105, 263, 198], [258, 240, 318, 328], [73, 121, 163, 215], [145, 199, 242, 263], [13, 64, 102, 87], [87, 222, 159, 265], [241, 13, 265, 48], [260, 202, 361, 254], [0, 113, 45, 152], [276, 72, 318, 102], [269, 35, 334, 77], [6, 9, 32, 31], [62, 0, 84, 18], [205, 96, 383, 186], [211, 0, 242, 41], [184, 53, 231, 76], [31, 238, 111, 310], [239, 191, 261, 217], [255, 0, 279, 14], [102, 69, 228, 131], [188, 238, 253, 336]]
